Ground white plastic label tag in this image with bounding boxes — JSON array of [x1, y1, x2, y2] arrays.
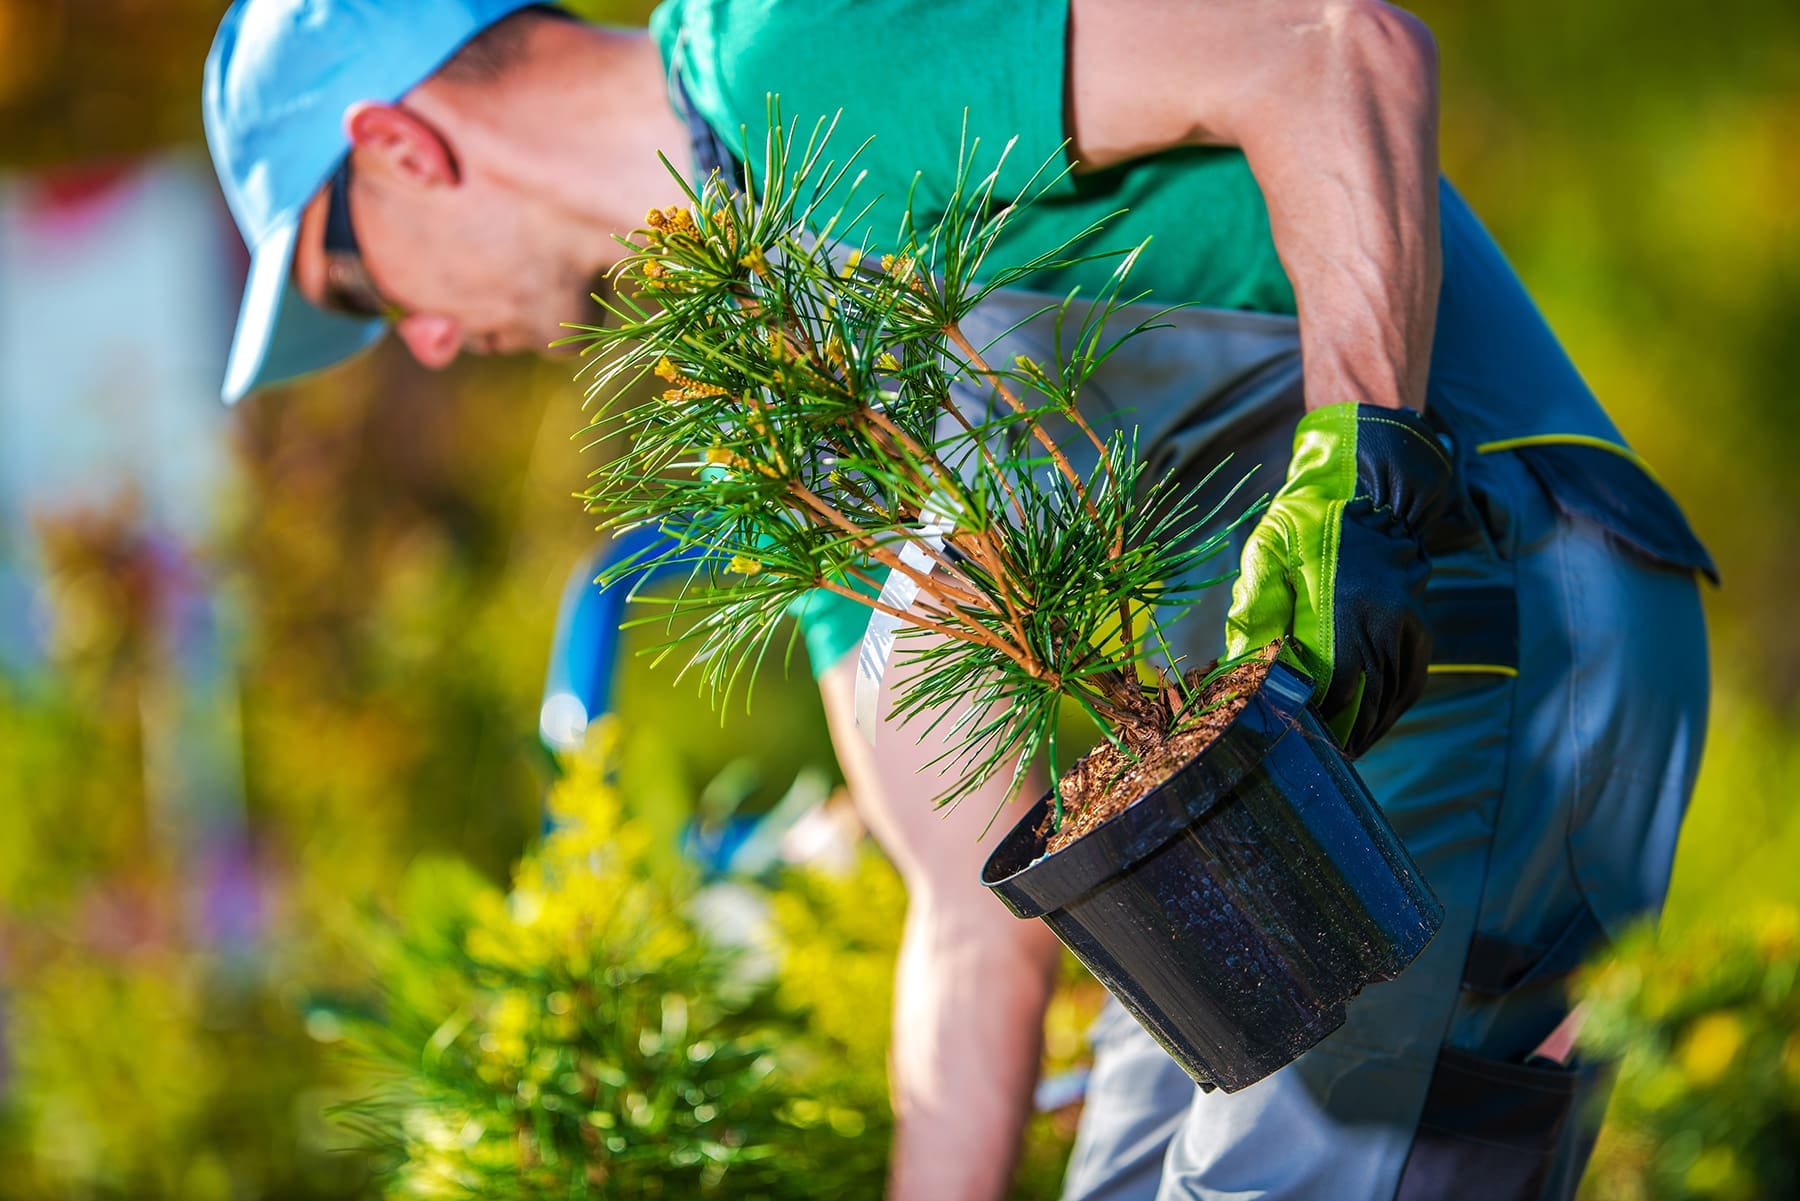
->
[[853, 498, 956, 744]]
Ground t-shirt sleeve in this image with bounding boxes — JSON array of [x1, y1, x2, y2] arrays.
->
[[664, 0, 1075, 241]]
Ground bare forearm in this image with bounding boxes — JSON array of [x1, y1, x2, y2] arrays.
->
[[1241, 5, 1441, 411], [1067, 0, 1443, 412]]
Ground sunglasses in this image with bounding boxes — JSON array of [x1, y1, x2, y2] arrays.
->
[[320, 155, 402, 321]]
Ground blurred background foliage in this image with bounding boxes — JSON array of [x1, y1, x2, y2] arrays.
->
[[324, 730, 1087, 1200], [1578, 908, 1800, 1201], [0, 0, 1795, 1198], [327, 735, 891, 1201]]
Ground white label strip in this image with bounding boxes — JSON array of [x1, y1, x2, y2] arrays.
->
[[853, 499, 956, 745]]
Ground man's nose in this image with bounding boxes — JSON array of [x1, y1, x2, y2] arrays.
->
[[395, 314, 463, 370]]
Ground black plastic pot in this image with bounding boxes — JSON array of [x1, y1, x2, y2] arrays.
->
[[980, 660, 1443, 1092]]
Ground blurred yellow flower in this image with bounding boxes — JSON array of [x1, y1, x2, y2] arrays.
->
[[1754, 905, 1799, 960], [1679, 1012, 1746, 1085]]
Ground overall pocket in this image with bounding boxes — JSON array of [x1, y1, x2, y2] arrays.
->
[[1485, 438, 1717, 584], [1395, 1045, 1583, 1201]]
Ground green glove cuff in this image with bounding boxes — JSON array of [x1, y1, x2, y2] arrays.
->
[[1224, 402, 1365, 692]]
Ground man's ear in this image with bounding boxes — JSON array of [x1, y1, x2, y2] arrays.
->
[[342, 102, 459, 188]]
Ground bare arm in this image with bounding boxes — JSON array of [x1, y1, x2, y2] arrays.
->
[[1066, 0, 1442, 412], [817, 652, 1062, 1201]]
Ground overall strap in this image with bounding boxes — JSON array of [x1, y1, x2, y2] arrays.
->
[[668, 65, 743, 188]]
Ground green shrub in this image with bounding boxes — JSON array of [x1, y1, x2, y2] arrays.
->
[[333, 728, 893, 1199], [333, 725, 1086, 1198], [768, 845, 1089, 1201]]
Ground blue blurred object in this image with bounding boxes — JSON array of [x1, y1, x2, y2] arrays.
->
[[682, 764, 834, 878], [537, 532, 842, 879], [538, 526, 708, 753]]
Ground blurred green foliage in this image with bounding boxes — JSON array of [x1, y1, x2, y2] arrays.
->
[[1578, 908, 1800, 1201], [0, 1, 1796, 1199], [0, 343, 842, 1197], [332, 730, 887, 1200], [0, 1, 658, 170], [1571, 695, 1800, 1201], [1414, 0, 1800, 692], [330, 727, 1085, 1198]]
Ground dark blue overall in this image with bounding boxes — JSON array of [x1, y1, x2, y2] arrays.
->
[[965, 188, 1713, 1201]]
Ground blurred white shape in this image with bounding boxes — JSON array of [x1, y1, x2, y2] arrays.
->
[[0, 153, 235, 553], [538, 690, 590, 752]]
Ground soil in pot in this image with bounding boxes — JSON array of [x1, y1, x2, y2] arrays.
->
[[1044, 650, 1274, 855]]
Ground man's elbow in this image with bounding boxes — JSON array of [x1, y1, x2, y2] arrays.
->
[[1335, 0, 1439, 95]]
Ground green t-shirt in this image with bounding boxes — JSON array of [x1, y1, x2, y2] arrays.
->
[[649, 0, 1298, 672], [650, 0, 1297, 316]]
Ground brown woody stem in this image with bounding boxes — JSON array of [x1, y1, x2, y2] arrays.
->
[[937, 393, 1029, 528], [856, 406, 1039, 657], [945, 325, 1095, 517], [787, 484, 973, 606], [944, 323, 1142, 687]]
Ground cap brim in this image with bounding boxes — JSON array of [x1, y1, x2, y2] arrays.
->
[[221, 216, 386, 404]]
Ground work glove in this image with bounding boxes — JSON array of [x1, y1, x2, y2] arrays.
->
[[1225, 402, 1456, 757]]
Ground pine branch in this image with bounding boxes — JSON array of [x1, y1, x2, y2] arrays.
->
[[570, 102, 1253, 819]]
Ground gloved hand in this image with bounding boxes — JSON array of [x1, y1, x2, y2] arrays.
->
[[1225, 402, 1456, 757]]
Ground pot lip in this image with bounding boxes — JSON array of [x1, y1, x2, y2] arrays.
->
[[979, 656, 1316, 916]]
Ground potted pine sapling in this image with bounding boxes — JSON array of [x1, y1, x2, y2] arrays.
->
[[572, 117, 1442, 1091]]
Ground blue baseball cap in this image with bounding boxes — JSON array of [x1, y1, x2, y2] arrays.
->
[[203, 0, 545, 403]]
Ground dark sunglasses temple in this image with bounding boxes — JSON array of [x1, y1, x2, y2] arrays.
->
[[323, 155, 358, 256]]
